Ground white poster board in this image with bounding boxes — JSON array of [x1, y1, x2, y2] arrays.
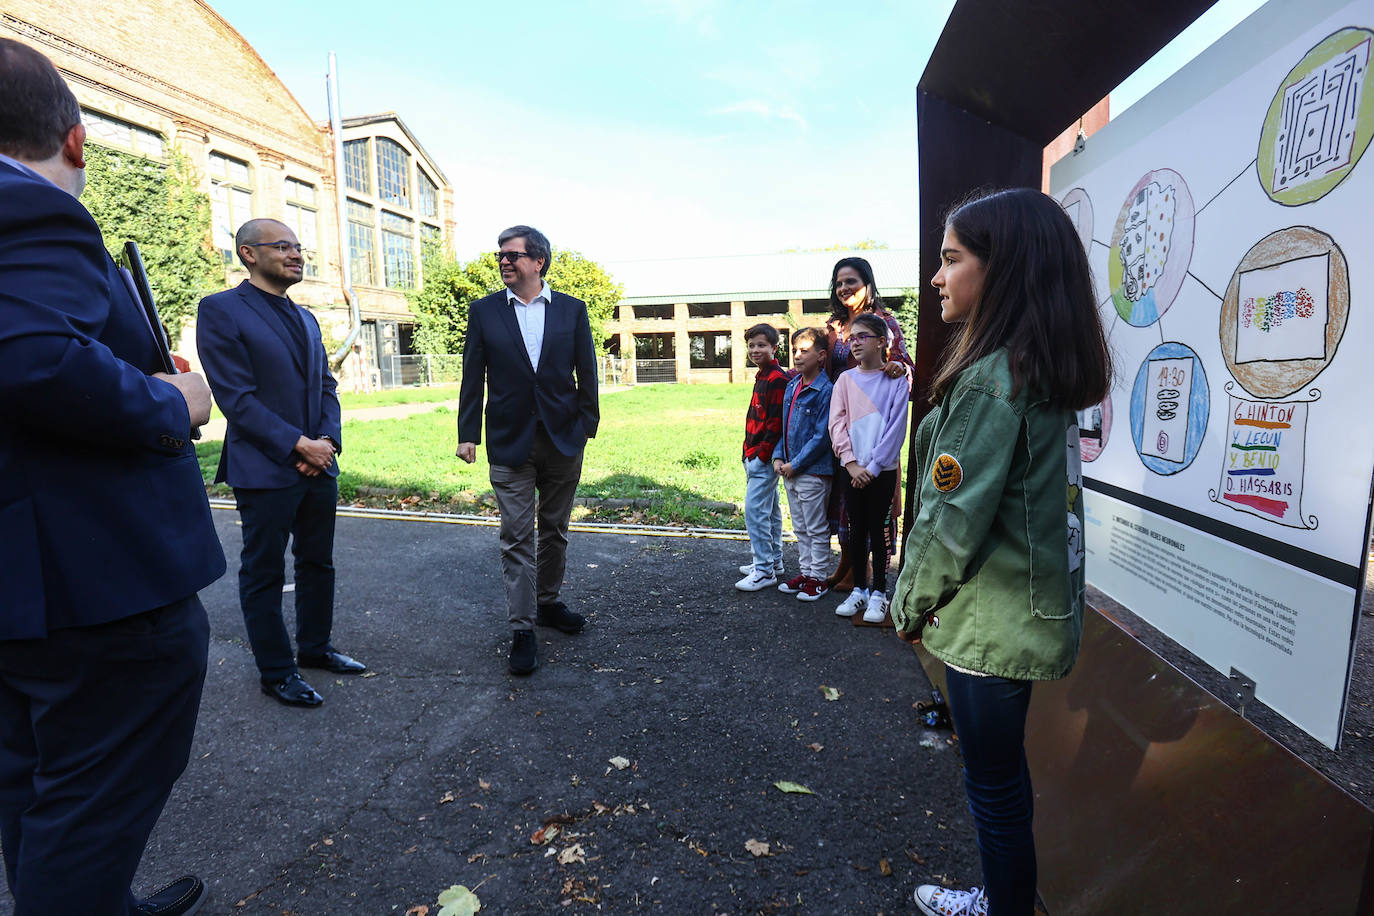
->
[[1051, 0, 1374, 749]]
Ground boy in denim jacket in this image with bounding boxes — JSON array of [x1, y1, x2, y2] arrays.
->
[[773, 327, 834, 601]]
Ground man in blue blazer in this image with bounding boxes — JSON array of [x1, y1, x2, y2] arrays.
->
[[0, 39, 225, 915], [458, 225, 599, 674], [198, 218, 365, 708]]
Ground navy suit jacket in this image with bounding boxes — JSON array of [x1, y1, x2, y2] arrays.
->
[[197, 280, 342, 489], [0, 159, 226, 639], [458, 289, 599, 467]]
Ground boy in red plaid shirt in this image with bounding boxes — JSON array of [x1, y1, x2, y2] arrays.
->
[[736, 323, 790, 591]]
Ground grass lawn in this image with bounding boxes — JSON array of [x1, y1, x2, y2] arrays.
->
[[199, 384, 760, 527], [208, 383, 463, 422]]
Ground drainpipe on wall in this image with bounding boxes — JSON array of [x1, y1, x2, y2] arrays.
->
[[327, 51, 361, 372]]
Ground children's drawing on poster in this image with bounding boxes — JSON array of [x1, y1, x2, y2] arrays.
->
[[1060, 187, 1094, 256], [1220, 226, 1350, 398], [1130, 343, 1209, 474], [1067, 425, 1085, 574], [1078, 396, 1112, 462], [1108, 169, 1195, 327], [1210, 383, 1319, 529], [1258, 27, 1374, 205]]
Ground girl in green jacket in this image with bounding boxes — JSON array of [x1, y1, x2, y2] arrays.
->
[[894, 188, 1112, 916]]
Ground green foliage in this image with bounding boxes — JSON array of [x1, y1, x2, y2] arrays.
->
[[547, 249, 622, 352], [82, 145, 221, 339], [407, 244, 622, 356], [894, 287, 919, 346]]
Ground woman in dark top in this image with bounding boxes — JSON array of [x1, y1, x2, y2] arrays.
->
[[823, 256, 913, 593]]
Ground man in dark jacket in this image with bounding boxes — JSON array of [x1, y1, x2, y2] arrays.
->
[[457, 225, 599, 675]]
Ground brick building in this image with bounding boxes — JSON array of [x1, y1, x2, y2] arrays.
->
[[602, 248, 919, 384], [0, 0, 453, 381]]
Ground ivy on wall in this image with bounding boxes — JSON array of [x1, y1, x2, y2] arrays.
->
[[81, 145, 221, 339]]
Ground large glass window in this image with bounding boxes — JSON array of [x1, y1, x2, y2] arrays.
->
[[209, 152, 252, 264], [381, 210, 415, 289], [83, 110, 163, 158], [416, 168, 438, 220], [346, 198, 376, 286], [283, 177, 320, 279], [376, 138, 410, 208], [344, 139, 371, 194], [689, 332, 731, 368]]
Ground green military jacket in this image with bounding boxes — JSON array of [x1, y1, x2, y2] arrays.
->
[[891, 349, 1085, 681]]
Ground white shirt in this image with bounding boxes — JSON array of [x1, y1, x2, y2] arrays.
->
[[506, 282, 551, 372]]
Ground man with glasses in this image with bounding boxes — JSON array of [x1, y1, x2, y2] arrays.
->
[[198, 218, 366, 708], [458, 225, 599, 675], [0, 38, 225, 914]]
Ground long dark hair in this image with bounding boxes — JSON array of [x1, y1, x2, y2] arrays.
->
[[827, 256, 885, 324], [931, 188, 1112, 410]]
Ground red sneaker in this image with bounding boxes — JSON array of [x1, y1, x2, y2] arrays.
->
[[777, 574, 807, 594], [796, 577, 829, 602]]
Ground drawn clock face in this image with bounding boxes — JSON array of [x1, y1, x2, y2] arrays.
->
[[1108, 169, 1196, 327], [1130, 342, 1210, 475], [1257, 27, 1374, 206]]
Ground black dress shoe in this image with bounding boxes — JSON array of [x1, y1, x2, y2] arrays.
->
[[509, 629, 539, 675], [261, 673, 323, 707], [298, 648, 367, 674], [137, 875, 205, 915], [537, 600, 585, 634]]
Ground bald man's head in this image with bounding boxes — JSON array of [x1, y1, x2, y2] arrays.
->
[[235, 218, 291, 261]]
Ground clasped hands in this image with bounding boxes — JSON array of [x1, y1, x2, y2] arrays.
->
[[845, 461, 874, 488], [294, 435, 336, 477]]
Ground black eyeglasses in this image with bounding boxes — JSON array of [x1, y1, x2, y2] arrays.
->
[[496, 251, 537, 263], [246, 241, 310, 256]]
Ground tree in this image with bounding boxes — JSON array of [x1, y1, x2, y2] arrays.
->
[[894, 288, 919, 349], [81, 145, 221, 339], [408, 246, 622, 355]]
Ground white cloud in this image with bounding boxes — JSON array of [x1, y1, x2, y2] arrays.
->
[[709, 99, 807, 129]]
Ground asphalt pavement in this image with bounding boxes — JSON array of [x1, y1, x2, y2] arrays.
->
[[112, 510, 975, 915]]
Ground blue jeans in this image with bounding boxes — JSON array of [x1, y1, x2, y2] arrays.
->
[[743, 457, 782, 572], [943, 667, 1036, 916]]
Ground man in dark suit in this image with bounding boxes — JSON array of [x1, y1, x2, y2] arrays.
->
[[0, 39, 225, 915], [198, 218, 365, 708], [458, 225, 599, 675]]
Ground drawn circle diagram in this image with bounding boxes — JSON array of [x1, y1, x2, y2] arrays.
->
[[1130, 342, 1209, 475], [1078, 396, 1112, 463], [1059, 187, 1094, 257], [1107, 169, 1195, 327], [1219, 226, 1349, 398], [1257, 27, 1374, 206]]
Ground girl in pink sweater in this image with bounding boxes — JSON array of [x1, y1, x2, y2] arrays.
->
[[828, 312, 912, 623]]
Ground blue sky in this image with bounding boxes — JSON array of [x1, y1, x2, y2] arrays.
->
[[209, 0, 1266, 264]]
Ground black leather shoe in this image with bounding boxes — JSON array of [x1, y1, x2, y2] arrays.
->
[[298, 649, 367, 674], [261, 673, 323, 707], [137, 875, 205, 915], [509, 629, 539, 675], [537, 600, 585, 634]]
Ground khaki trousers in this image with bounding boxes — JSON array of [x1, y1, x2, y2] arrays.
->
[[488, 427, 584, 629]]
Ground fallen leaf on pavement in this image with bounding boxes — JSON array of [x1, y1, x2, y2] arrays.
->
[[404, 906, 429, 916], [773, 781, 815, 795], [438, 791, 456, 804], [608, 756, 630, 770], [558, 844, 586, 865], [436, 885, 481, 916], [807, 743, 823, 752], [361, 671, 378, 678], [879, 858, 893, 876], [745, 839, 771, 857], [478, 779, 490, 790], [530, 824, 560, 845], [819, 686, 841, 701]]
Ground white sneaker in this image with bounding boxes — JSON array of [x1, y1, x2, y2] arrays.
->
[[914, 885, 988, 916], [740, 562, 785, 576], [735, 569, 778, 591], [862, 591, 888, 623], [835, 588, 868, 617]]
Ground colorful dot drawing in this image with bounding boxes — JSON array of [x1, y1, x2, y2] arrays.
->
[[1108, 169, 1195, 327]]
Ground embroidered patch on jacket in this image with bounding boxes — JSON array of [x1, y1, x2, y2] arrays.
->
[[932, 453, 962, 492]]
